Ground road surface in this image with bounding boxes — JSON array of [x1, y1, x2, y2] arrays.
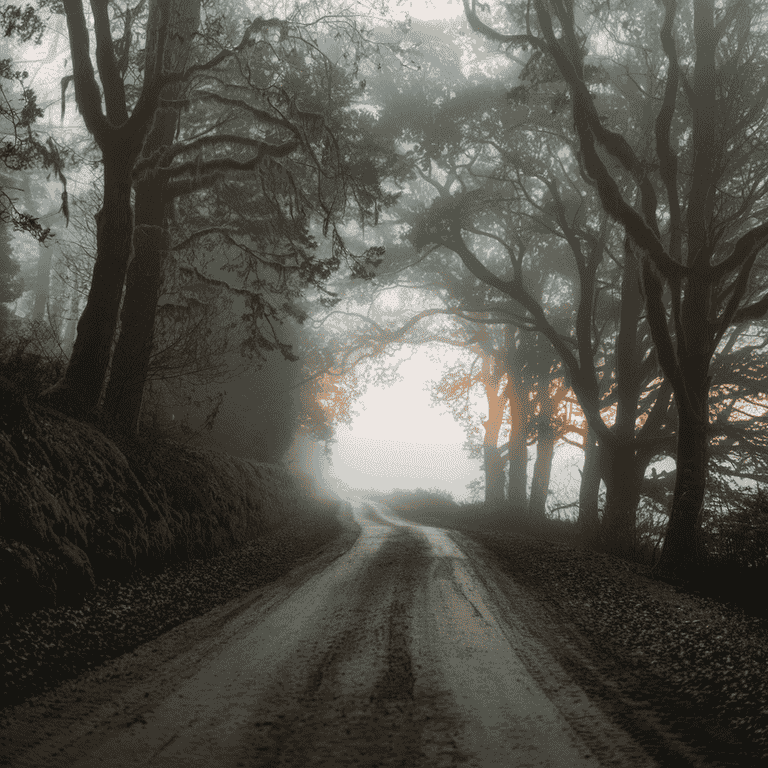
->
[[2, 500, 667, 766]]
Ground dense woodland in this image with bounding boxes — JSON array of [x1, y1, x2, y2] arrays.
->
[[3, 0, 768, 586]]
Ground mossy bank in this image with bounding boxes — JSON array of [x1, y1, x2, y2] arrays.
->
[[0, 379, 357, 707]]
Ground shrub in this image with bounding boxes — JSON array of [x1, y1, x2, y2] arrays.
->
[[0, 323, 66, 397], [702, 486, 768, 570]]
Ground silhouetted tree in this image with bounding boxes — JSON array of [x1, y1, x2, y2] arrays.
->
[[464, 0, 768, 581]]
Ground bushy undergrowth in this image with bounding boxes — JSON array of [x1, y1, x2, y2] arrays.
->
[[444, 496, 768, 620], [0, 324, 66, 397], [368, 487, 458, 517]]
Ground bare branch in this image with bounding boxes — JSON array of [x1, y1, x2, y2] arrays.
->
[[61, 0, 109, 143], [90, 0, 129, 125]]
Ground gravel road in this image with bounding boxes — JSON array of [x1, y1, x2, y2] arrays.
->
[[1, 501, 696, 766]]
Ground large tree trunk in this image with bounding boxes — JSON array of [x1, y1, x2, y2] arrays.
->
[[103, 0, 201, 433], [41, 0, 183, 414], [528, 383, 558, 519], [484, 445, 505, 505], [42, 155, 135, 412], [479, 345, 507, 506], [600, 438, 641, 557], [578, 426, 601, 543], [506, 386, 528, 512], [102, 186, 168, 432], [504, 327, 528, 514], [528, 417, 555, 519], [600, 235, 643, 557], [654, 375, 709, 581]]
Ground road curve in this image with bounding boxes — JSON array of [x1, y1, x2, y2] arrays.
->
[[2, 501, 660, 767]]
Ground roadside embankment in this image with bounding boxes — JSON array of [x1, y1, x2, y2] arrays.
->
[[388, 497, 768, 763], [0, 383, 358, 708], [456, 525, 768, 764]]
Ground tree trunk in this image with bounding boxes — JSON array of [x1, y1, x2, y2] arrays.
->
[[479, 344, 507, 507], [62, 281, 80, 354], [653, 388, 709, 582], [484, 445, 505, 505], [42, 155, 134, 412], [103, 0, 201, 433], [504, 327, 528, 514], [528, 392, 556, 519], [31, 237, 54, 324], [599, 235, 643, 557], [506, 393, 528, 513], [578, 426, 601, 543], [102, 186, 168, 432], [41, 0, 189, 414], [600, 437, 641, 558]]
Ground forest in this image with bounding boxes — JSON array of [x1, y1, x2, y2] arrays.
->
[[3, 0, 768, 590]]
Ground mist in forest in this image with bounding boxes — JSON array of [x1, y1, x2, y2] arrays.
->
[[3, 0, 768, 575]]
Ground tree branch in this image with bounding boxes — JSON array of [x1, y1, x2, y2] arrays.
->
[[61, 0, 109, 144], [655, 0, 683, 263], [462, 0, 545, 51], [90, 0, 128, 125]]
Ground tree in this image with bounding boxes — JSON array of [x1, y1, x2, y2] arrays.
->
[[0, 208, 23, 335], [34, 0, 192, 412], [399, 81, 667, 557], [35, 0, 399, 426], [0, 54, 61, 244], [464, 0, 768, 580], [103, 6, 398, 434]]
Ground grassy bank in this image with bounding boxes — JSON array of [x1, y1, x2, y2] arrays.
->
[[0, 382, 358, 707], [0, 380, 340, 616]]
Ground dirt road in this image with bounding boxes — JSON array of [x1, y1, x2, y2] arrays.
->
[[2, 501, 666, 766]]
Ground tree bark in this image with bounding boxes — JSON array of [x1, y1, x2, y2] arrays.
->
[[62, 280, 80, 354], [528, 415, 555, 519], [103, 0, 201, 433], [506, 379, 528, 512], [43, 154, 135, 411], [102, 183, 169, 432], [600, 438, 641, 557], [480, 348, 507, 506], [578, 426, 601, 543], [41, 0, 173, 413], [503, 326, 528, 514], [654, 341, 710, 581], [600, 235, 643, 556], [484, 444, 506, 505]]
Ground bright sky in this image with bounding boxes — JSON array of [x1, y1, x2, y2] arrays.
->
[[324, 343, 588, 506], [327, 347, 484, 502]]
